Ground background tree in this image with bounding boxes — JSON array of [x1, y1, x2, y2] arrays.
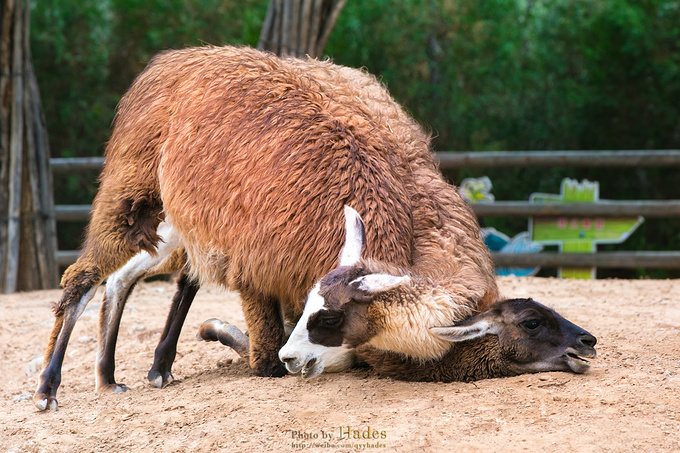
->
[[258, 0, 346, 57], [1, 0, 58, 293]]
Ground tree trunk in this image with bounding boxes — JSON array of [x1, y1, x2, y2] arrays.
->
[[1, 0, 58, 293], [258, 0, 346, 58]]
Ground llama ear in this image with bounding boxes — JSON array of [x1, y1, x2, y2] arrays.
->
[[430, 320, 500, 342], [339, 206, 365, 266], [347, 274, 410, 302]]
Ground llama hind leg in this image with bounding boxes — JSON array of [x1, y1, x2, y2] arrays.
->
[[148, 270, 199, 388], [34, 247, 132, 411], [96, 225, 184, 393], [34, 278, 102, 411], [34, 197, 162, 410]]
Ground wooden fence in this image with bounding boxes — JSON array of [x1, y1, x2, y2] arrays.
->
[[51, 150, 680, 271]]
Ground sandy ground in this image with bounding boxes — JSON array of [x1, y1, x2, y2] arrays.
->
[[1, 276, 679, 452]]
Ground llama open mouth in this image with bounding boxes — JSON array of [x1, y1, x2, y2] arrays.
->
[[301, 358, 317, 378], [565, 348, 596, 373], [567, 352, 590, 363]]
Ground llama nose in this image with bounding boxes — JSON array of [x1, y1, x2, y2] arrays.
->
[[279, 352, 305, 374], [278, 349, 298, 365], [578, 332, 597, 349]]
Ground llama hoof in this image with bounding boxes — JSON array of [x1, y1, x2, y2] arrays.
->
[[35, 398, 47, 411], [196, 318, 224, 342], [97, 383, 130, 393], [34, 394, 58, 411], [148, 370, 174, 388], [196, 319, 250, 358]]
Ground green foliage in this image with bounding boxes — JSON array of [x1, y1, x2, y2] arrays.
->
[[31, 0, 114, 160], [327, 0, 680, 152]]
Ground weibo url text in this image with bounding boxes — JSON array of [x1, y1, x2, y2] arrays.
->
[[290, 426, 388, 449]]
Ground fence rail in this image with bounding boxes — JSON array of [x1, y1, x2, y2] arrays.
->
[[51, 156, 104, 173], [51, 150, 680, 271], [435, 150, 680, 168], [470, 201, 680, 218], [52, 201, 680, 221], [54, 205, 92, 222], [492, 252, 680, 269], [51, 150, 680, 173]]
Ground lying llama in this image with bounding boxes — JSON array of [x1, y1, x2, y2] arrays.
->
[[35, 45, 499, 411], [355, 296, 597, 382]]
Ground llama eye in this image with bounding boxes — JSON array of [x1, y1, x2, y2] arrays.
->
[[521, 319, 541, 332], [321, 316, 342, 327]]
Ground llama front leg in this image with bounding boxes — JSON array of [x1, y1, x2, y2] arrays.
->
[[241, 291, 288, 377]]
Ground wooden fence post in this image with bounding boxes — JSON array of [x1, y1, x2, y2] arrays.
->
[[1, 0, 58, 293], [258, 0, 346, 58]]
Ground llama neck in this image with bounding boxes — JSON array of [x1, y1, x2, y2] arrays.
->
[[357, 336, 515, 383], [438, 336, 514, 382]]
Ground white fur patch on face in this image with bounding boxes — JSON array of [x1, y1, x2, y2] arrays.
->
[[365, 289, 478, 360], [279, 283, 353, 377]]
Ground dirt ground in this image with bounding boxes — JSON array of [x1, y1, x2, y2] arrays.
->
[[1, 276, 679, 452]]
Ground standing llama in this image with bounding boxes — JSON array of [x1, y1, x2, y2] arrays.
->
[[36, 45, 502, 410]]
